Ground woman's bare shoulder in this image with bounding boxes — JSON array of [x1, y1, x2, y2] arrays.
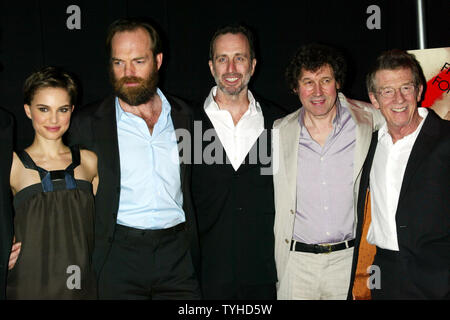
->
[[80, 149, 97, 161], [79, 148, 98, 171]]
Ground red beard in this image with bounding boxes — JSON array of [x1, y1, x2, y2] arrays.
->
[[112, 71, 159, 106]]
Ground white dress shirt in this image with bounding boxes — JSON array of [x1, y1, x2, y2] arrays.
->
[[367, 107, 428, 250], [204, 86, 264, 171]]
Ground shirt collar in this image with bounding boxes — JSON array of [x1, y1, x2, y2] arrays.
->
[[333, 97, 343, 129], [204, 86, 261, 115]]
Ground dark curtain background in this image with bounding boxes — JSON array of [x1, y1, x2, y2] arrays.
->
[[0, 0, 448, 149]]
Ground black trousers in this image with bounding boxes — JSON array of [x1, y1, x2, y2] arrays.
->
[[371, 248, 426, 300], [98, 223, 201, 299]]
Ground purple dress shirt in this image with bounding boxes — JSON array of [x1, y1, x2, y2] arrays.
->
[[293, 98, 356, 244]]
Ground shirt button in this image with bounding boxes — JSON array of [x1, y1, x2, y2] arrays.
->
[[290, 209, 294, 215], [320, 157, 324, 161], [324, 206, 328, 210], [285, 239, 289, 244]]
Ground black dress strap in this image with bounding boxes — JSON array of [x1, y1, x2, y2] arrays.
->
[[63, 145, 81, 190], [65, 145, 81, 173], [16, 150, 48, 181]]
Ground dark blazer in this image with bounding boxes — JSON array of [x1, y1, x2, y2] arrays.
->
[[0, 108, 13, 300], [67, 94, 200, 277], [191, 95, 285, 298], [349, 109, 450, 299]]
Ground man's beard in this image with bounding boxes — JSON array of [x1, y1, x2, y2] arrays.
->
[[215, 72, 251, 96], [111, 69, 159, 106]]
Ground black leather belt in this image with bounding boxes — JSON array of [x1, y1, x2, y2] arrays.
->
[[290, 239, 355, 254], [115, 222, 186, 238]]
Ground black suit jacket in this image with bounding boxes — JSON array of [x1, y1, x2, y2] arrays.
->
[[349, 109, 450, 299], [0, 108, 13, 300], [67, 94, 200, 277]]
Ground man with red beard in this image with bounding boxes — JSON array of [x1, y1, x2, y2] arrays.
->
[[68, 18, 200, 299], [191, 24, 285, 299]]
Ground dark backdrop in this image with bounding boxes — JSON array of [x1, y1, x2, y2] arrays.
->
[[1, 0, 448, 149]]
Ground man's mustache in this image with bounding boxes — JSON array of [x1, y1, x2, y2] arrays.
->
[[116, 76, 146, 86]]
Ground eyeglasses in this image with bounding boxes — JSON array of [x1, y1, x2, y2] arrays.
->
[[377, 84, 416, 99]]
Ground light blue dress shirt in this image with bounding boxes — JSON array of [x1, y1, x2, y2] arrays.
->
[[115, 88, 185, 229]]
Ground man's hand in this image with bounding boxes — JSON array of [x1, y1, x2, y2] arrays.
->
[[8, 237, 21, 270]]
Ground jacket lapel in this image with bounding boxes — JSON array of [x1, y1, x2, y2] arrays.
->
[[95, 96, 121, 186], [168, 98, 190, 188], [280, 110, 301, 207], [397, 111, 439, 206], [345, 98, 374, 189]]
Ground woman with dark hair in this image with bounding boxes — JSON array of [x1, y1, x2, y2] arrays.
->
[[7, 66, 98, 299]]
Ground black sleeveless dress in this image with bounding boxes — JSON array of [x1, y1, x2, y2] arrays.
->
[[7, 146, 96, 299]]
